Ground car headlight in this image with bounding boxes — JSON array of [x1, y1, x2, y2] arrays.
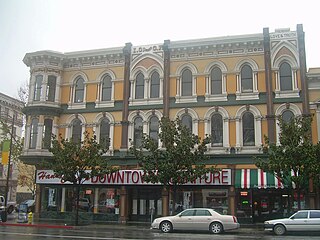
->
[[264, 221, 269, 224]]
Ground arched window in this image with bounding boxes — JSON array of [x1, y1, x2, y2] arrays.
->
[[43, 119, 53, 149], [149, 116, 159, 143], [279, 62, 292, 91], [72, 119, 82, 143], [211, 67, 222, 94], [100, 118, 110, 149], [242, 112, 255, 146], [34, 75, 43, 101], [29, 118, 39, 149], [46, 76, 56, 102], [211, 114, 223, 146], [241, 65, 253, 92], [282, 110, 294, 123], [135, 73, 144, 99], [74, 77, 85, 103], [181, 69, 192, 96], [101, 74, 112, 101], [134, 117, 143, 147], [181, 114, 192, 132], [150, 72, 160, 98]]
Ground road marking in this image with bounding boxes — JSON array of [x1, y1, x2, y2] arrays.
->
[[0, 231, 139, 240]]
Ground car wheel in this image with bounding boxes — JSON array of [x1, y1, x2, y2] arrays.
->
[[160, 221, 172, 233], [273, 224, 286, 236], [7, 206, 14, 214], [210, 222, 223, 234]]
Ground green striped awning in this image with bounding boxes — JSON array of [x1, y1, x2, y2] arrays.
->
[[235, 169, 291, 189]]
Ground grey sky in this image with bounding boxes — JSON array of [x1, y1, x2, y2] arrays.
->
[[0, 0, 319, 99]]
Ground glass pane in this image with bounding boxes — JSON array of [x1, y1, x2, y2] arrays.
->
[[47, 76, 56, 102], [72, 119, 82, 143], [74, 78, 84, 103], [181, 115, 192, 132], [149, 116, 159, 142], [134, 117, 143, 147], [43, 119, 53, 149], [150, 72, 160, 98], [34, 75, 43, 101], [182, 69, 192, 96], [280, 62, 292, 91], [135, 73, 144, 99], [282, 110, 294, 123], [100, 118, 110, 148], [29, 118, 39, 149], [102, 74, 112, 101], [211, 67, 222, 94], [211, 114, 223, 146], [241, 65, 253, 92], [243, 112, 255, 146]]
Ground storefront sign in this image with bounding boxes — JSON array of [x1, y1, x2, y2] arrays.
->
[[36, 169, 231, 186]]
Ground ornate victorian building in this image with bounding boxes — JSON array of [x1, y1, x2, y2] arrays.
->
[[21, 24, 320, 223]]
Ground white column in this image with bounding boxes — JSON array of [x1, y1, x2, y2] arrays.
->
[[176, 77, 180, 97], [25, 125, 31, 150], [109, 123, 114, 151], [255, 117, 262, 146], [96, 82, 100, 102], [131, 80, 135, 100], [222, 74, 227, 94], [61, 187, 66, 212], [29, 75, 35, 103], [40, 74, 47, 102], [143, 120, 148, 135], [159, 77, 163, 98], [235, 117, 241, 147], [236, 74, 240, 92], [275, 71, 280, 91], [111, 80, 115, 101], [293, 70, 298, 90], [205, 76, 209, 95], [36, 123, 44, 149], [145, 78, 149, 99], [223, 117, 230, 148], [55, 76, 61, 103], [192, 76, 197, 96], [253, 72, 258, 92]]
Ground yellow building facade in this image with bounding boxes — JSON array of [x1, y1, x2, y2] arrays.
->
[[21, 24, 320, 224]]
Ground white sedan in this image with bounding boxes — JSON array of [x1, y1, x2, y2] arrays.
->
[[151, 208, 240, 234], [264, 210, 320, 235]]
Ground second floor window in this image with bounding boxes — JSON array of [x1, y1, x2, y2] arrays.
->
[[211, 67, 222, 94], [181, 114, 192, 133], [279, 62, 293, 91], [72, 119, 82, 143], [46, 76, 56, 102], [182, 69, 192, 96], [134, 117, 143, 147], [149, 116, 159, 143], [150, 72, 160, 98], [29, 118, 39, 149], [242, 112, 255, 146], [74, 77, 84, 103], [101, 74, 112, 101], [34, 75, 43, 101], [211, 114, 223, 146], [100, 118, 110, 149], [241, 65, 253, 92], [43, 119, 53, 149], [135, 73, 144, 99]]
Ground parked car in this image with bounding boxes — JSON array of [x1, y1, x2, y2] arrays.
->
[[0, 195, 16, 214], [151, 208, 240, 234], [16, 199, 35, 213], [77, 198, 90, 211], [264, 210, 320, 235]]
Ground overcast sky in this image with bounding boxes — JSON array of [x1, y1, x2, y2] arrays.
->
[[0, 0, 319, 99]]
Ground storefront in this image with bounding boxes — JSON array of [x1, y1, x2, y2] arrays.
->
[[35, 169, 233, 222], [235, 169, 304, 223]]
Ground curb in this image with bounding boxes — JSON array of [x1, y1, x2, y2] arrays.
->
[[0, 222, 74, 229]]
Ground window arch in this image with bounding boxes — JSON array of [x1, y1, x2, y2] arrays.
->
[[150, 71, 160, 98], [242, 112, 255, 146], [101, 74, 112, 101], [241, 65, 253, 92], [74, 77, 85, 103], [211, 114, 223, 146], [279, 62, 293, 91], [181, 114, 192, 132], [211, 67, 222, 94], [29, 118, 39, 149], [181, 69, 192, 96], [34, 75, 43, 101], [134, 117, 143, 147], [135, 72, 144, 99], [72, 118, 82, 143], [149, 116, 159, 143], [99, 118, 110, 149]]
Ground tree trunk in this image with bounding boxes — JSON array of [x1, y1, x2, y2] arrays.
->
[[297, 187, 301, 210], [75, 183, 80, 226]]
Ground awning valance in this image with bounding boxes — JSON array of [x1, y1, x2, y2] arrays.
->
[[235, 169, 291, 189]]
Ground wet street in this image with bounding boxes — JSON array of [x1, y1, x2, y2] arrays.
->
[[1, 224, 320, 240]]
